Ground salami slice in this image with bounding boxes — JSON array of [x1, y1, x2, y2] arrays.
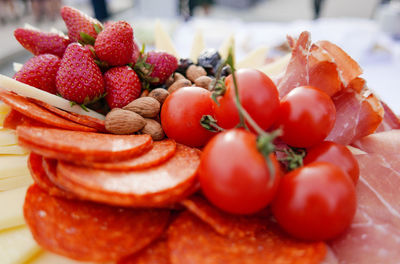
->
[[85, 139, 176, 170], [54, 144, 200, 207], [24, 184, 170, 262], [31, 98, 106, 132], [27, 152, 76, 199], [3, 109, 49, 129], [17, 126, 152, 163], [118, 237, 170, 264], [167, 211, 327, 264], [0, 90, 96, 132]]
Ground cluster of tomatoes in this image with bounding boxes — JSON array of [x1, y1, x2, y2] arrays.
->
[[161, 68, 357, 242]]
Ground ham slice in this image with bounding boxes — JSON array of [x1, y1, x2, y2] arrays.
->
[[352, 129, 400, 157], [329, 153, 400, 263], [326, 78, 383, 145], [376, 101, 400, 132]]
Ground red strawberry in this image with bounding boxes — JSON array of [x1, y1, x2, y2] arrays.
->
[[145, 51, 178, 85], [14, 54, 60, 94], [131, 40, 140, 65], [104, 66, 142, 109], [94, 21, 133, 66], [61, 6, 102, 43], [56, 43, 105, 104], [14, 28, 71, 57]]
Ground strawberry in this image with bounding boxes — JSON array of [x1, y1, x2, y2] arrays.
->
[[14, 28, 71, 57], [136, 51, 178, 86], [131, 40, 140, 65], [104, 66, 142, 109], [14, 54, 60, 94], [56, 43, 105, 104], [94, 21, 133, 66], [60, 6, 102, 43]]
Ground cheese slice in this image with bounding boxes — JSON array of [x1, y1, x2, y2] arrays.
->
[[0, 129, 18, 146], [218, 34, 235, 61], [0, 174, 33, 191], [347, 145, 367, 155], [190, 29, 205, 63], [13, 63, 23, 73], [0, 186, 27, 231], [0, 145, 28, 155], [29, 251, 97, 264], [257, 53, 291, 77], [0, 226, 41, 264], [237, 46, 269, 69], [0, 155, 30, 179], [0, 103, 10, 114], [0, 75, 105, 120], [154, 20, 179, 58]]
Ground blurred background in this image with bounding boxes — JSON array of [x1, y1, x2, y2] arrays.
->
[[0, 0, 400, 112]]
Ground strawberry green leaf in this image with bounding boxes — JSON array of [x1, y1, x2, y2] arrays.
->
[[93, 23, 103, 34], [79, 32, 96, 46]]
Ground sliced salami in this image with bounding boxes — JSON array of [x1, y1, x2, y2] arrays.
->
[[0, 90, 96, 132], [17, 126, 152, 163], [24, 184, 170, 262], [54, 144, 200, 207]]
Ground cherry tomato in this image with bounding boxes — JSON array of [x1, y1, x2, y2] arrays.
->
[[198, 129, 281, 214], [161, 87, 215, 147], [277, 86, 336, 148], [271, 162, 356, 241], [214, 69, 279, 131], [304, 141, 359, 184]]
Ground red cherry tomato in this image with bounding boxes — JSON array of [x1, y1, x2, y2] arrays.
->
[[278, 86, 336, 148], [161, 87, 215, 147], [304, 141, 359, 184], [199, 129, 281, 214], [214, 69, 279, 131], [271, 162, 356, 241]]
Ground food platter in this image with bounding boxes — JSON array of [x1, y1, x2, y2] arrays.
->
[[0, 5, 399, 264]]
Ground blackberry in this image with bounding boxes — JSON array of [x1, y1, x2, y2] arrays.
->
[[197, 49, 221, 76], [220, 65, 232, 77], [176, 58, 194, 75]]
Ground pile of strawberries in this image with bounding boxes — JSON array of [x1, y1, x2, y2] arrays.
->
[[13, 6, 178, 111]]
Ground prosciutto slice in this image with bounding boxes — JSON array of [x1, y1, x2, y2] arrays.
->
[[376, 101, 400, 132], [352, 129, 400, 157], [329, 153, 400, 264]]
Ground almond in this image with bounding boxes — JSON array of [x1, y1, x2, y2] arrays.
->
[[149, 88, 169, 105], [194, 76, 213, 90], [123, 97, 160, 118], [168, 79, 192, 94], [105, 108, 146, 134], [174, 72, 185, 82], [141, 118, 165, 141], [186, 65, 207, 82], [165, 75, 174, 87]]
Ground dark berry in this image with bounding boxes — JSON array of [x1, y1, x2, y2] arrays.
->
[[197, 49, 221, 76], [220, 65, 232, 77], [176, 58, 194, 75]]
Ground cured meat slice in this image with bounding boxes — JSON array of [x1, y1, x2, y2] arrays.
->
[[55, 144, 200, 207], [167, 211, 327, 264], [16, 126, 152, 163], [31, 98, 106, 132], [27, 152, 76, 199], [326, 78, 383, 145], [329, 153, 400, 263], [118, 237, 170, 264], [376, 101, 400, 132], [3, 109, 49, 129], [24, 184, 170, 262], [0, 90, 96, 132], [181, 195, 271, 238], [84, 139, 176, 170], [352, 129, 400, 157]]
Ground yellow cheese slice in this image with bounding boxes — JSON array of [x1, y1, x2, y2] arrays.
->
[[29, 251, 97, 264], [0, 155, 30, 179], [257, 53, 291, 77], [237, 46, 269, 69], [154, 20, 179, 58], [13, 63, 23, 73], [0, 103, 10, 114], [0, 145, 28, 155], [218, 34, 235, 61], [0, 129, 18, 146], [0, 75, 105, 120], [0, 226, 41, 264], [190, 29, 205, 63], [0, 174, 33, 191], [0, 186, 27, 231]]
